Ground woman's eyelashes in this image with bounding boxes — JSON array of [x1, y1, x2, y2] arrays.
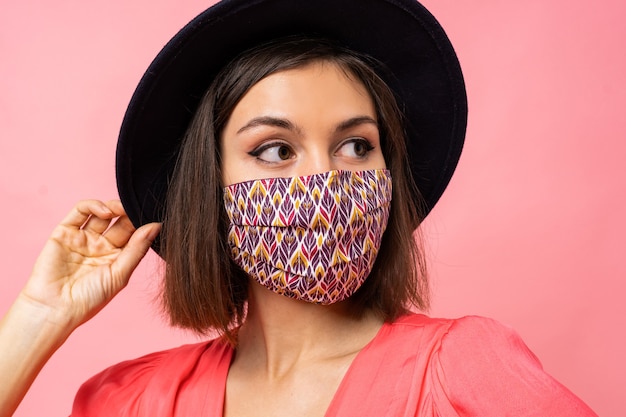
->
[[248, 137, 375, 164], [336, 138, 375, 158], [248, 142, 294, 163]]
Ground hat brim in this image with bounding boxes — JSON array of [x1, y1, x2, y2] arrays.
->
[[116, 0, 467, 234]]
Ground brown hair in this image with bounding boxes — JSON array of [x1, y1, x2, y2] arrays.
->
[[161, 37, 429, 340]]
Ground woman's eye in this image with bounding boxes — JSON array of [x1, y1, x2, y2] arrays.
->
[[250, 143, 294, 162], [337, 138, 374, 158]]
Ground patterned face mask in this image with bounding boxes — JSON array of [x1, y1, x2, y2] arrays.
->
[[223, 169, 392, 304]]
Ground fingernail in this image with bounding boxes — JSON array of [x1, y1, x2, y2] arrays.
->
[[147, 224, 162, 241]]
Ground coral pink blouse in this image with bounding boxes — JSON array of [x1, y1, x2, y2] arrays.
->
[[71, 314, 597, 416]]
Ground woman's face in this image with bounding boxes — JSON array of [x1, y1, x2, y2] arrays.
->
[[220, 61, 386, 186]]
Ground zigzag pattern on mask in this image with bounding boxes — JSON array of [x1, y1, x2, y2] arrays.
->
[[223, 169, 392, 304]]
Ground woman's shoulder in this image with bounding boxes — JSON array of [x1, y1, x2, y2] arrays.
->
[[70, 337, 232, 416], [387, 313, 546, 359], [386, 312, 513, 344], [384, 313, 597, 416], [395, 313, 541, 376], [392, 313, 544, 377]]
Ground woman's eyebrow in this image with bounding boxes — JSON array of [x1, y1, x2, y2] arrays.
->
[[335, 116, 378, 133], [236, 116, 301, 134], [236, 115, 377, 135]]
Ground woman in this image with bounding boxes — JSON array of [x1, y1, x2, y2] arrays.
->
[[0, 0, 598, 415]]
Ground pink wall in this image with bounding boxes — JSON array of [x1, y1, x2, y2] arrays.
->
[[1, 1, 623, 415]]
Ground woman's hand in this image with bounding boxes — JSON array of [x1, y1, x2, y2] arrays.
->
[[21, 199, 161, 331], [0, 199, 160, 417]]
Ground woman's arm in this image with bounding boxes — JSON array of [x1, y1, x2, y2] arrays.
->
[[0, 200, 160, 417]]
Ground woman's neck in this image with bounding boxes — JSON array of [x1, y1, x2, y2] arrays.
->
[[234, 281, 383, 381]]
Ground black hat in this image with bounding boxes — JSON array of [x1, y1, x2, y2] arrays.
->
[[116, 0, 467, 235]]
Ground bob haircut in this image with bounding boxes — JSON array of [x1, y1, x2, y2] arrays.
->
[[161, 37, 429, 341]]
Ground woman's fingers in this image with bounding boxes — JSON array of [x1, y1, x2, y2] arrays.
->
[[81, 200, 128, 234], [110, 222, 161, 287], [101, 215, 137, 248], [59, 200, 115, 229], [81, 216, 112, 235], [58, 200, 138, 246], [98, 200, 159, 249], [53, 199, 160, 289]]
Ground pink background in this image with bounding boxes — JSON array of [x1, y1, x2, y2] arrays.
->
[[1, 1, 624, 415]]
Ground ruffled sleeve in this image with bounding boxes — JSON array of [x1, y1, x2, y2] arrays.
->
[[71, 349, 167, 416], [70, 340, 232, 417], [430, 316, 597, 416]]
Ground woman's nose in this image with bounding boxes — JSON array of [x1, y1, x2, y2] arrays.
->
[[295, 150, 336, 177]]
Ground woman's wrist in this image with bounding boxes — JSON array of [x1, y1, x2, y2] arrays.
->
[[15, 291, 76, 339], [0, 295, 75, 417]]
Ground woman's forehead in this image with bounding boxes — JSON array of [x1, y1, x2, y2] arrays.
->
[[225, 62, 376, 131]]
